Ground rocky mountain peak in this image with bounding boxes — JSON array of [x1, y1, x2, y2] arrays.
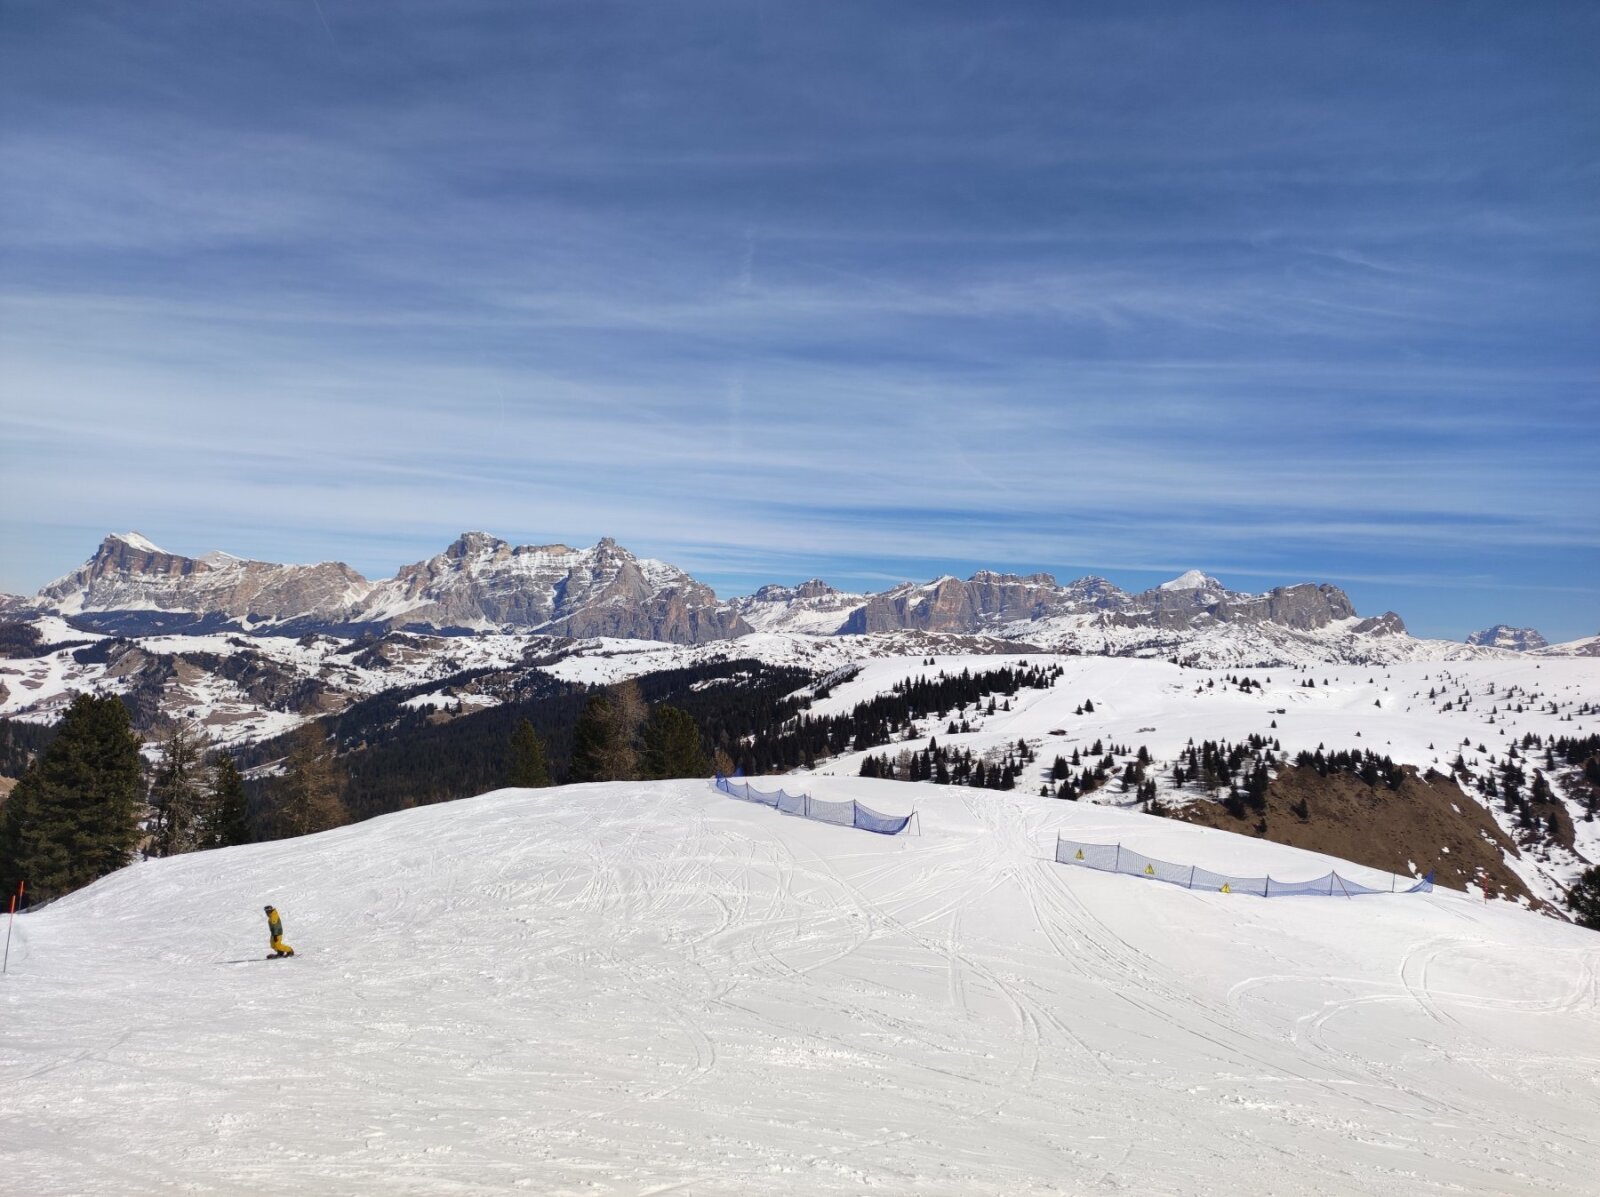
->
[[1466, 625, 1548, 652], [445, 531, 508, 560], [105, 531, 167, 555], [1157, 569, 1222, 592], [751, 579, 840, 602]]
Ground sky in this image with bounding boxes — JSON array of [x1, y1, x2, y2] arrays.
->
[[1, 1, 1596, 641]]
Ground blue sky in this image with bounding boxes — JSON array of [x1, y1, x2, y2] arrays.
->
[[1, 1, 1595, 640]]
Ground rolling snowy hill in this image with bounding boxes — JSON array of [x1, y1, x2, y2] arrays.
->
[[3, 779, 1596, 1195]]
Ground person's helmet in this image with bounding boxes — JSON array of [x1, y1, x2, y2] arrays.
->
[[263, 905, 274, 913]]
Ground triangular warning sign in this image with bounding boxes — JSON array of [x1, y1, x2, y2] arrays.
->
[[1220, 882, 1231, 894], [1144, 864, 1155, 875], [1074, 849, 1084, 860]]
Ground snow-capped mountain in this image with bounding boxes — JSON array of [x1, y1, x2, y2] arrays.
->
[[1536, 633, 1600, 658], [826, 569, 1365, 640], [16, 534, 1586, 667], [35, 533, 370, 634], [1467, 624, 1549, 652], [352, 532, 750, 642], [29, 532, 749, 644], [733, 579, 872, 635]]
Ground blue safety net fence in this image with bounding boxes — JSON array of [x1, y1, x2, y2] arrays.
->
[[1054, 837, 1434, 897], [713, 774, 914, 836]]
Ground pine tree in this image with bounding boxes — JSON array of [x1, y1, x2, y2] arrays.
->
[[149, 720, 205, 857], [0, 692, 144, 901], [268, 725, 348, 839], [1569, 867, 1600, 931], [569, 695, 615, 783], [508, 718, 552, 787], [640, 705, 710, 779], [204, 752, 252, 849], [569, 682, 645, 782]]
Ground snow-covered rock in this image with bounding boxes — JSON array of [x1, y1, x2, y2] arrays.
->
[[36, 533, 369, 632], [1157, 568, 1222, 591], [354, 533, 750, 643], [1467, 624, 1550, 652]]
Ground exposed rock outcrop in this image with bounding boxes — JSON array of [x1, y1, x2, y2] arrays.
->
[[39, 534, 368, 630], [1467, 625, 1548, 652], [357, 533, 750, 644], [37, 531, 749, 646]]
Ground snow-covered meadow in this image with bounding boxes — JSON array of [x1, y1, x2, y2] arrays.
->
[[3, 779, 1596, 1195]]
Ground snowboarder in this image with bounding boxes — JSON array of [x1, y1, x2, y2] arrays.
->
[[263, 905, 295, 957]]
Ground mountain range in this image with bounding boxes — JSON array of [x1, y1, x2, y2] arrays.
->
[[9, 531, 1579, 664]]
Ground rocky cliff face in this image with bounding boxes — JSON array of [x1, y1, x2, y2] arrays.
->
[[356, 533, 750, 643], [33, 534, 1551, 663], [39, 532, 749, 645], [835, 569, 1365, 640], [37, 534, 369, 631], [1467, 625, 1548, 652]]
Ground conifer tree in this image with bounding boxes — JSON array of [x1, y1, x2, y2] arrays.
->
[[508, 718, 552, 787], [569, 695, 615, 783], [268, 725, 348, 839], [0, 692, 143, 901], [569, 682, 645, 782], [149, 720, 205, 857], [640, 705, 710, 779], [204, 752, 252, 849], [1569, 867, 1600, 931]]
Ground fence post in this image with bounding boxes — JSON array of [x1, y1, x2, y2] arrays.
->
[[1114, 843, 1121, 872], [1329, 873, 1335, 896], [1264, 875, 1271, 898], [1188, 865, 1195, 890]]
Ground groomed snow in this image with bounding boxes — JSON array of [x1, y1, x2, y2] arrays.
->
[[3, 780, 1596, 1195]]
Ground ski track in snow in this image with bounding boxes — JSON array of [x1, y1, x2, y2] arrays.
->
[[2, 779, 1599, 1195]]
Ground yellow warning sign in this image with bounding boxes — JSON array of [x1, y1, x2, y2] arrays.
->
[[1144, 864, 1155, 876], [1220, 883, 1231, 894], [1075, 849, 1084, 860]]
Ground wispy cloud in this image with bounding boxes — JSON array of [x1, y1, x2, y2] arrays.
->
[[1, 2, 1595, 640]]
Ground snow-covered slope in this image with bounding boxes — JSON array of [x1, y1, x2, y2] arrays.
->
[[800, 654, 1600, 908], [4, 780, 1596, 1195], [1537, 633, 1600, 659]]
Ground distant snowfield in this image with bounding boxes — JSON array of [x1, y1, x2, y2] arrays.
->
[[3, 780, 1596, 1195]]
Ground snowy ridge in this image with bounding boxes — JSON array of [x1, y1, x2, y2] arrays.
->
[[1468, 624, 1551, 651], [1157, 567, 1221, 591], [5, 779, 1597, 1193], [21, 531, 1593, 666]]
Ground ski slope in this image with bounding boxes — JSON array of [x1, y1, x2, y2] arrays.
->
[[3, 780, 1597, 1195], [803, 655, 1600, 904]]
